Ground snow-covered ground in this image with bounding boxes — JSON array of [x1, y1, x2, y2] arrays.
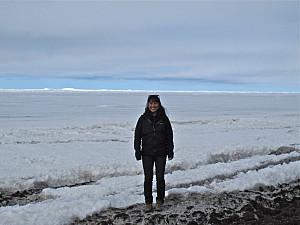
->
[[0, 90, 299, 225]]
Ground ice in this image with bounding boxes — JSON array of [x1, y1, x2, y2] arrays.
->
[[0, 90, 299, 224], [212, 160, 300, 192], [166, 151, 300, 188]]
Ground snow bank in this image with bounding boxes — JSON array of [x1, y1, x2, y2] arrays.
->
[[1, 151, 300, 225], [212, 161, 300, 192]]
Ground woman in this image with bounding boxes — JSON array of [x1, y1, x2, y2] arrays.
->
[[134, 95, 174, 212]]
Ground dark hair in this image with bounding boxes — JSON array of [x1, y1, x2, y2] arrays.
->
[[144, 95, 167, 119]]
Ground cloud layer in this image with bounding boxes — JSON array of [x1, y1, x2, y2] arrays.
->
[[0, 1, 299, 90]]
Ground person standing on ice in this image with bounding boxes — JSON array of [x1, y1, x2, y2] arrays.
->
[[134, 95, 174, 212]]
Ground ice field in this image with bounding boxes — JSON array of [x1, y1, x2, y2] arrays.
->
[[0, 89, 299, 225]]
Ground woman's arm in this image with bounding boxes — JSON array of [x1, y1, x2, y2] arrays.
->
[[134, 117, 143, 160], [165, 117, 174, 160]]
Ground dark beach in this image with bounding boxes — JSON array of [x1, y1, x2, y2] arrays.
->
[[71, 180, 300, 225]]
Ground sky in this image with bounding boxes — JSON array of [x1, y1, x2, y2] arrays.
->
[[0, 1, 299, 92]]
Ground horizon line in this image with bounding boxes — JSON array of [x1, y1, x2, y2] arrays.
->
[[0, 88, 299, 94]]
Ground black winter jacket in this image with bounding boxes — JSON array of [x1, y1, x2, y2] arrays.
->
[[134, 113, 174, 160]]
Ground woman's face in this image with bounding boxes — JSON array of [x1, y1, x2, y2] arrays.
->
[[148, 100, 159, 113]]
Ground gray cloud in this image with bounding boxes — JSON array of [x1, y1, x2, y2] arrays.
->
[[0, 1, 299, 90]]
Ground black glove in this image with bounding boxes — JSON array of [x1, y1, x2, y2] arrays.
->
[[167, 152, 174, 160], [135, 151, 142, 161]]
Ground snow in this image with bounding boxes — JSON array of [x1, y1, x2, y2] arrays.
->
[[0, 91, 299, 225], [212, 160, 300, 192]]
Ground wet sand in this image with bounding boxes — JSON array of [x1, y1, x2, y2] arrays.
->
[[71, 180, 300, 225]]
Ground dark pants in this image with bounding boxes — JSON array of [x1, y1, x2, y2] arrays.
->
[[142, 155, 166, 204]]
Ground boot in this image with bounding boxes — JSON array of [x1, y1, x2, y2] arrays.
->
[[155, 200, 163, 211], [145, 203, 152, 212]]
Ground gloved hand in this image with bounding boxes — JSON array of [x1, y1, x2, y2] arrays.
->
[[167, 152, 174, 160], [135, 151, 142, 161]]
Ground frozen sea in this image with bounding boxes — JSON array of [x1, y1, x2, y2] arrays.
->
[[0, 89, 299, 225]]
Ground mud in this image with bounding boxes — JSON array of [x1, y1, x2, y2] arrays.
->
[[71, 180, 300, 225], [0, 181, 95, 207], [0, 188, 43, 207]]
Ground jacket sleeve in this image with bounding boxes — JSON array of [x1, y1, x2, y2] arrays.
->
[[134, 117, 143, 160], [165, 117, 174, 158]]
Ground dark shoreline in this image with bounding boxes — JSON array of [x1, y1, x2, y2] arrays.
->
[[71, 180, 300, 225]]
